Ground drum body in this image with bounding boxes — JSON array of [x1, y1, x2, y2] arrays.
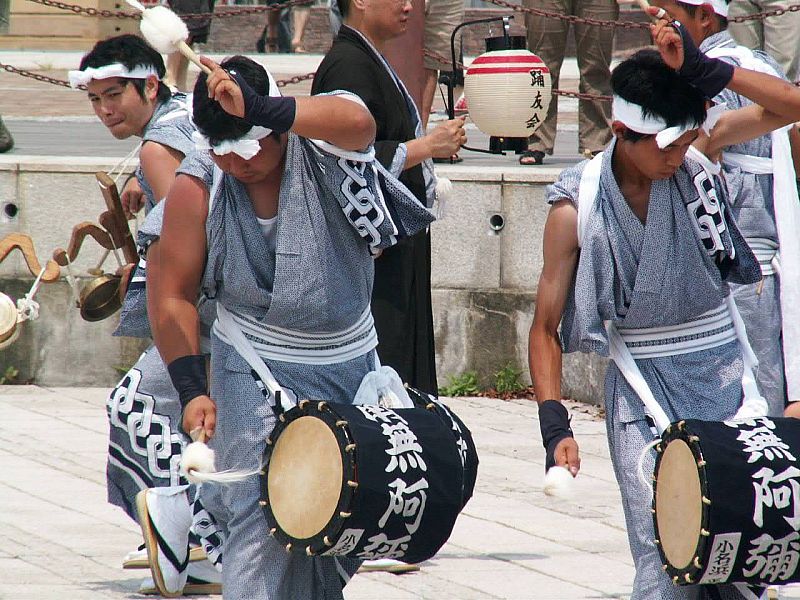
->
[[653, 417, 800, 587], [406, 387, 479, 509], [260, 398, 473, 563]]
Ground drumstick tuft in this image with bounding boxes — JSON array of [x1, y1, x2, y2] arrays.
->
[[123, 1, 212, 74], [180, 440, 261, 484], [543, 465, 575, 499]]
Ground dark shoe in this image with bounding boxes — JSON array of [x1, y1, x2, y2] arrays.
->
[[433, 154, 462, 164], [519, 150, 544, 166], [0, 118, 14, 153]]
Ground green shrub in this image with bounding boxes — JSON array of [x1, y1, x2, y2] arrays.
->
[[439, 371, 480, 397]]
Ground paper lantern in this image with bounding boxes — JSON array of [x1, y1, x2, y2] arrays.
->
[[464, 49, 552, 138]]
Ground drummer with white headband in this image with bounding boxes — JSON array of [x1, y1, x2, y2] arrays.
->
[[529, 12, 800, 599], [651, 0, 800, 419], [69, 34, 225, 597]]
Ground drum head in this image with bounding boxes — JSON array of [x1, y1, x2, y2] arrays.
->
[[0, 293, 18, 345], [655, 439, 702, 570], [268, 416, 343, 540]]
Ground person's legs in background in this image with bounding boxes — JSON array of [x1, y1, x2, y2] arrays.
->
[[573, 0, 616, 157], [728, 0, 765, 57], [759, 0, 800, 82], [521, 0, 569, 165], [421, 0, 464, 129], [291, 5, 311, 53]]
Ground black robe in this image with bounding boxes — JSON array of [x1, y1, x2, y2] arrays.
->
[[312, 25, 438, 395]]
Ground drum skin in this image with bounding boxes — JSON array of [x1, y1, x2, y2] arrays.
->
[[260, 398, 471, 563], [653, 417, 800, 587]]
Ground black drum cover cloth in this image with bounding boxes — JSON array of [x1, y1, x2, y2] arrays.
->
[[260, 390, 479, 563], [653, 417, 800, 587]]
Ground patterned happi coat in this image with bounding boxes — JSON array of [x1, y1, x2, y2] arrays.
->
[[702, 30, 789, 415], [549, 138, 761, 599]]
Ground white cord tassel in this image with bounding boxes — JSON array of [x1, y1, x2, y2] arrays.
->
[[543, 466, 575, 499], [434, 176, 453, 220], [124, 0, 211, 74], [180, 428, 260, 485]]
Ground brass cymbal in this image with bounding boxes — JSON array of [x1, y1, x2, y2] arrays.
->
[[79, 274, 122, 322]]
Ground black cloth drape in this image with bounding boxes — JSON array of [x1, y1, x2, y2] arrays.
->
[[312, 26, 437, 394]]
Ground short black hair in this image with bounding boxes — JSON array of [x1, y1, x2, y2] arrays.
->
[[611, 49, 707, 142], [677, 1, 729, 28], [79, 34, 171, 103], [192, 55, 271, 145], [337, 0, 349, 19]]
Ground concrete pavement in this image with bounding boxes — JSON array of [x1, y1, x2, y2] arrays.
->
[[0, 386, 637, 600]]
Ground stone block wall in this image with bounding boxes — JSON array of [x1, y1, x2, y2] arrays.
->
[[0, 157, 607, 403]]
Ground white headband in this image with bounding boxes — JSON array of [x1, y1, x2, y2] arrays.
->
[[612, 96, 727, 148], [68, 63, 161, 89], [678, 0, 729, 17], [192, 68, 282, 160], [192, 125, 272, 160]]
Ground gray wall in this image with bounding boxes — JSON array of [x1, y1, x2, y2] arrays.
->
[[0, 156, 606, 402]]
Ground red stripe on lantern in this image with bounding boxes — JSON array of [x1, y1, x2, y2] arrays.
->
[[466, 66, 550, 75], [471, 54, 546, 66]]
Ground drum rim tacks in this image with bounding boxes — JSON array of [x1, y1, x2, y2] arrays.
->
[[652, 420, 713, 586], [260, 399, 359, 557]]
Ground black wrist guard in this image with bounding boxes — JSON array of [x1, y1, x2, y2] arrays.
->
[[229, 71, 296, 133], [674, 20, 734, 98], [167, 355, 208, 409], [539, 399, 574, 471]]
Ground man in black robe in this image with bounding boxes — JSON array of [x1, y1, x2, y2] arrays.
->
[[312, 0, 466, 395]]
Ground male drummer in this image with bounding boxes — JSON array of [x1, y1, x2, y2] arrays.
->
[[650, 0, 800, 418], [147, 54, 434, 599], [528, 13, 800, 599], [70, 34, 222, 596]]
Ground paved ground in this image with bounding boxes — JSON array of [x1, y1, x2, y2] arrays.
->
[[0, 386, 637, 600]]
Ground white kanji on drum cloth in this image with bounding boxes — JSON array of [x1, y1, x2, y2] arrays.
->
[[743, 532, 800, 583], [379, 478, 429, 534]]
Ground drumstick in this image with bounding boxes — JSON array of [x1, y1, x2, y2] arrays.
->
[[189, 426, 207, 444], [634, 0, 668, 23], [124, 0, 212, 75]]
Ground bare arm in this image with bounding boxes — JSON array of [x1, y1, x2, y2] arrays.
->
[[139, 142, 184, 203], [147, 174, 208, 363], [529, 199, 582, 475], [148, 174, 216, 437], [291, 95, 375, 150], [529, 200, 580, 402], [201, 56, 375, 151]]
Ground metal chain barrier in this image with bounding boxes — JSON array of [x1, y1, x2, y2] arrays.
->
[[0, 62, 315, 89], [19, 0, 800, 25], [23, 0, 314, 20]]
